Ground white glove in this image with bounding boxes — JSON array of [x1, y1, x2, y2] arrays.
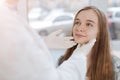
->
[[44, 29, 77, 49], [73, 39, 96, 56]]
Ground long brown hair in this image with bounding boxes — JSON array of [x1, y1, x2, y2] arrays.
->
[[61, 6, 114, 80]]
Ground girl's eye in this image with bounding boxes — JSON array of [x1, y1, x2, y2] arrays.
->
[[86, 23, 93, 27], [74, 21, 80, 25]]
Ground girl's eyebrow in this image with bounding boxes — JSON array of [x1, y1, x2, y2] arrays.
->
[[86, 19, 95, 23], [75, 18, 80, 20]]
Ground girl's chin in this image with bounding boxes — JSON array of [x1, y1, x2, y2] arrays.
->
[[75, 40, 89, 45]]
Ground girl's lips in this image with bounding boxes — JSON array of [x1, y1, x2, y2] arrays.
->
[[75, 33, 86, 38]]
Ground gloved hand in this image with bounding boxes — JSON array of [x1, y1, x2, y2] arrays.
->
[[73, 39, 96, 56], [44, 29, 77, 49]]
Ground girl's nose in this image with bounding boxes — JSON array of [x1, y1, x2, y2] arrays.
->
[[76, 24, 85, 32]]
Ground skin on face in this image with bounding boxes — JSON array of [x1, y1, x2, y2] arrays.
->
[[73, 10, 99, 45], [5, 0, 18, 4]]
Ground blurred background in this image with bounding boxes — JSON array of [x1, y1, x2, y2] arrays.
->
[[4, 0, 120, 64], [27, 0, 120, 40]]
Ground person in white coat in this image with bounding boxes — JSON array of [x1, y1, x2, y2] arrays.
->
[[0, 0, 96, 80]]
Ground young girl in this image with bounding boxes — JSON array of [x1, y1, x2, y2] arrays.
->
[[58, 6, 120, 80]]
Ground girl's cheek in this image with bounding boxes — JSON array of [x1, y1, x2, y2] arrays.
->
[[88, 32, 97, 40]]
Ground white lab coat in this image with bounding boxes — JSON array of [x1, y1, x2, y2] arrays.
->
[[0, 2, 87, 80]]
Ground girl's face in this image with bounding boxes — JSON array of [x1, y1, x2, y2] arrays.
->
[[73, 10, 99, 44]]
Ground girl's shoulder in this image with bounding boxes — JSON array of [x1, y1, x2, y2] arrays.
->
[[112, 55, 120, 80], [112, 55, 120, 72]]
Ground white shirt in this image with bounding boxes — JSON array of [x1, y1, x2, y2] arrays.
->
[[0, 3, 87, 80]]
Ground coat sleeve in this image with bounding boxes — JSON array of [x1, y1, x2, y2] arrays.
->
[[0, 5, 87, 80]]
